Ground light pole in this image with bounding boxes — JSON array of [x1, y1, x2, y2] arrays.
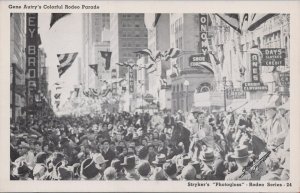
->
[[223, 76, 227, 112], [184, 80, 190, 112]]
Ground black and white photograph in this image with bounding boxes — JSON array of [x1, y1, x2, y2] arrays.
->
[[8, 12, 292, 182]]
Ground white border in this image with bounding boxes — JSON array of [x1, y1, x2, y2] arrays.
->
[[0, 1, 299, 192]]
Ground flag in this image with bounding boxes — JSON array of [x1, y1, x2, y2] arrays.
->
[[54, 93, 61, 99], [83, 90, 90, 97], [164, 48, 181, 61], [102, 89, 112, 97], [50, 13, 71, 29], [89, 64, 98, 76], [160, 78, 167, 86], [149, 51, 163, 62], [133, 48, 152, 56], [55, 101, 60, 108], [74, 88, 80, 97], [248, 14, 278, 31], [215, 14, 242, 34], [57, 52, 78, 77], [240, 13, 249, 31], [100, 51, 112, 70], [173, 63, 180, 76]]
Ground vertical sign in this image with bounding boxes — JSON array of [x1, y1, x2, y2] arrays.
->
[[199, 14, 208, 53], [26, 13, 38, 107], [250, 54, 260, 82], [128, 67, 134, 93], [111, 69, 117, 95]]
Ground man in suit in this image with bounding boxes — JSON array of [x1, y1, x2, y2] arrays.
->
[[101, 139, 116, 168], [164, 110, 175, 129]]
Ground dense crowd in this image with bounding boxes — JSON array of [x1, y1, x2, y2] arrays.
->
[[10, 101, 290, 181]]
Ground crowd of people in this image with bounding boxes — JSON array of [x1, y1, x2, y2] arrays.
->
[[10, 100, 290, 181]]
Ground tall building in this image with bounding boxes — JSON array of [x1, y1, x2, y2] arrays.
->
[[110, 13, 148, 78], [169, 14, 214, 113], [10, 13, 26, 121], [82, 13, 110, 90], [38, 48, 49, 101]]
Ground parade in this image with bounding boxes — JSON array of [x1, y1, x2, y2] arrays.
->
[[9, 13, 290, 181]]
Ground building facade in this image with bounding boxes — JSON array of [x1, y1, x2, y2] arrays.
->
[[10, 13, 26, 121], [169, 14, 214, 113], [110, 13, 148, 78], [82, 13, 110, 90]]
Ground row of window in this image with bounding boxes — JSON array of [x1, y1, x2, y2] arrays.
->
[[120, 30, 148, 38], [171, 17, 183, 34], [120, 41, 148, 48]]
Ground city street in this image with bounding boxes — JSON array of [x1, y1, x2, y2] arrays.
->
[[10, 13, 290, 181]]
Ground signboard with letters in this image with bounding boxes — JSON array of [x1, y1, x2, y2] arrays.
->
[[250, 54, 260, 82], [128, 67, 134, 93], [242, 82, 268, 91], [279, 71, 290, 87], [226, 88, 246, 99], [261, 48, 285, 66], [189, 54, 209, 67], [199, 14, 208, 53], [26, 13, 39, 106]]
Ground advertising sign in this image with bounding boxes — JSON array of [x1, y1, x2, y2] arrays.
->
[[250, 53, 260, 82], [26, 13, 39, 106], [128, 67, 134, 93], [261, 48, 285, 66], [199, 14, 208, 53], [189, 54, 209, 67], [279, 71, 290, 87], [242, 82, 268, 91], [226, 88, 246, 99]]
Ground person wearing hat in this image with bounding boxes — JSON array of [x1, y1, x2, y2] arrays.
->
[[225, 145, 252, 180], [15, 141, 35, 169], [180, 164, 196, 180], [164, 110, 175, 129], [101, 139, 116, 168], [163, 161, 178, 180], [191, 107, 215, 149], [111, 158, 126, 180], [16, 162, 32, 180], [263, 102, 288, 147], [152, 154, 167, 168], [80, 158, 101, 180], [175, 110, 186, 123], [199, 148, 216, 180], [137, 160, 152, 180], [103, 166, 117, 180], [121, 156, 140, 180]]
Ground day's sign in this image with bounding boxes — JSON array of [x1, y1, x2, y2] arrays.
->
[[261, 48, 285, 66], [242, 82, 268, 91]]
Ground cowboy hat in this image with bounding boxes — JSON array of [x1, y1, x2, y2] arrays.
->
[[152, 154, 167, 165], [199, 149, 215, 162], [231, 145, 251, 159], [92, 153, 108, 165]]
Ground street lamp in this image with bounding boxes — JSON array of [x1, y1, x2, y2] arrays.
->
[[223, 76, 227, 112], [184, 80, 190, 112]]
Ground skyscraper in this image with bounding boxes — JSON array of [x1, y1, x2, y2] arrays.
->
[[110, 13, 148, 78]]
